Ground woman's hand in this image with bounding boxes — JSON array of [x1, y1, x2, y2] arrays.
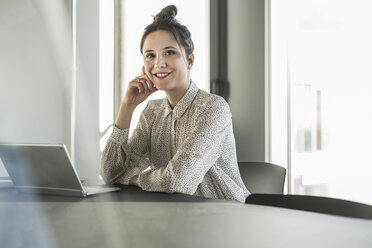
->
[[115, 67, 158, 130], [123, 67, 158, 107], [129, 175, 139, 186]]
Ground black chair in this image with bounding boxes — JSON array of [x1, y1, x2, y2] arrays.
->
[[238, 161, 286, 194], [245, 194, 372, 220]]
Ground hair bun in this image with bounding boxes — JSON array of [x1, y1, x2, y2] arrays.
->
[[154, 5, 177, 22]]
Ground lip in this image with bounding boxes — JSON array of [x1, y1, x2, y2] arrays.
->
[[153, 72, 172, 79]]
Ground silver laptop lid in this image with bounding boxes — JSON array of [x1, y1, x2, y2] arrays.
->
[[0, 144, 85, 196]]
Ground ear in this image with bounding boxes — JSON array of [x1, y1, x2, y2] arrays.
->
[[187, 54, 194, 69]]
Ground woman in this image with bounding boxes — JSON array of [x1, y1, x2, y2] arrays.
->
[[100, 5, 249, 202]]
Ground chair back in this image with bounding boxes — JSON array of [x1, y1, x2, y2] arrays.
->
[[245, 194, 372, 220], [238, 161, 286, 194]]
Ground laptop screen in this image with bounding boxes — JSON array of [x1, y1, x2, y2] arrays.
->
[[0, 144, 83, 194]]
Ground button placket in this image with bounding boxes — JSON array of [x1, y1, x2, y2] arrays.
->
[[170, 115, 176, 157]]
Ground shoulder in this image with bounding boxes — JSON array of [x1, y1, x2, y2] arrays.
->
[[142, 98, 165, 113], [190, 90, 232, 130], [193, 89, 231, 115], [138, 99, 166, 125], [146, 98, 164, 108]]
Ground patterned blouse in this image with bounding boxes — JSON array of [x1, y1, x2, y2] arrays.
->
[[100, 81, 249, 202]]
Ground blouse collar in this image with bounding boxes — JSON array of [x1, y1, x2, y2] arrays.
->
[[163, 80, 199, 119]]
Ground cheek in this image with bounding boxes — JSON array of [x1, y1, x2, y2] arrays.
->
[[143, 63, 152, 75], [175, 60, 189, 73]]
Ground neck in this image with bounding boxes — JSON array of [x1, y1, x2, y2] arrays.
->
[[165, 79, 191, 109]]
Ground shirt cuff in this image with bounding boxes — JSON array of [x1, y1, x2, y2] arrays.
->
[[109, 126, 129, 145], [137, 170, 151, 191]]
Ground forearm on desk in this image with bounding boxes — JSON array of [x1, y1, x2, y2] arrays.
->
[[101, 102, 138, 184], [100, 127, 152, 185]]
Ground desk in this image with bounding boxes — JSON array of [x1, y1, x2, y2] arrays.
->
[[1, 185, 372, 248]]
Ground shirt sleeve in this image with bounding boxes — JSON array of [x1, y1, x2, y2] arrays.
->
[[138, 97, 231, 195], [100, 103, 153, 184]]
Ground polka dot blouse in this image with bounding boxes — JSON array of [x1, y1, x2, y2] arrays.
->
[[100, 81, 249, 202]]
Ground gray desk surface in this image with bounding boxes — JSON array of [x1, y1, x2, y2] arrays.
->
[[1, 185, 372, 248]]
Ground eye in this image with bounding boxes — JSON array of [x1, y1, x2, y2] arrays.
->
[[165, 50, 176, 56], [145, 53, 155, 59]]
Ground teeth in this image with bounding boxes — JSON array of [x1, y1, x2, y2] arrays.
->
[[156, 73, 169, 77]]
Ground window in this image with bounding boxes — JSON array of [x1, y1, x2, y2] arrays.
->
[[271, 0, 372, 204]]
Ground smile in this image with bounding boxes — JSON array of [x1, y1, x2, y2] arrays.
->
[[154, 72, 171, 79]]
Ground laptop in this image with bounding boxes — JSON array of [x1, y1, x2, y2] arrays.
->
[[0, 143, 120, 197]]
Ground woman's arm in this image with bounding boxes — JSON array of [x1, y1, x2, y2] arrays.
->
[[116, 67, 157, 129], [100, 68, 157, 184], [100, 104, 154, 184]]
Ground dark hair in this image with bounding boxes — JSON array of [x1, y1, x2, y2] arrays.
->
[[140, 5, 194, 56]]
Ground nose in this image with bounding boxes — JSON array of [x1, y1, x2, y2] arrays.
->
[[155, 55, 166, 68]]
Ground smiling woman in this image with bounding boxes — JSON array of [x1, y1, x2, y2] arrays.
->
[[100, 5, 249, 202], [142, 30, 194, 106]]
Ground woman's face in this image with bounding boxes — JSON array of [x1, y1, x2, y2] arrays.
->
[[142, 30, 194, 92]]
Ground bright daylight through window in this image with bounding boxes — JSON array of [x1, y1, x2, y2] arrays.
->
[[271, 0, 372, 204]]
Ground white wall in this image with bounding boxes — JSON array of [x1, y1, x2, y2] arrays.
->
[[0, 0, 72, 175], [0, 0, 102, 181], [228, 0, 266, 162]]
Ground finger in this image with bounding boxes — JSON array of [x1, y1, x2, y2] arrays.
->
[[141, 67, 152, 83], [140, 80, 149, 93], [150, 81, 157, 91], [130, 80, 145, 93], [140, 67, 152, 81], [138, 74, 155, 89], [133, 77, 147, 89], [136, 76, 151, 89], [136, 77, 157, 93], [136, 78, 150, 93], [148, 81, 157, 91]]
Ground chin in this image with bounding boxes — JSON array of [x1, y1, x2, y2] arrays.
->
[[153, 82, 166, 90], [154, 81, 175, 91]]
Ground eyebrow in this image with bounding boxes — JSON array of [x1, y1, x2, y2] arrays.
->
[[163, 46, 177, 50], [144, 46, 178, 53]]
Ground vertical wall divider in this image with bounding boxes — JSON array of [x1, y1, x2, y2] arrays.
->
[[210, 0, 229, 101], [71, 0, 77, 163], [113, 0, 124, 122]]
